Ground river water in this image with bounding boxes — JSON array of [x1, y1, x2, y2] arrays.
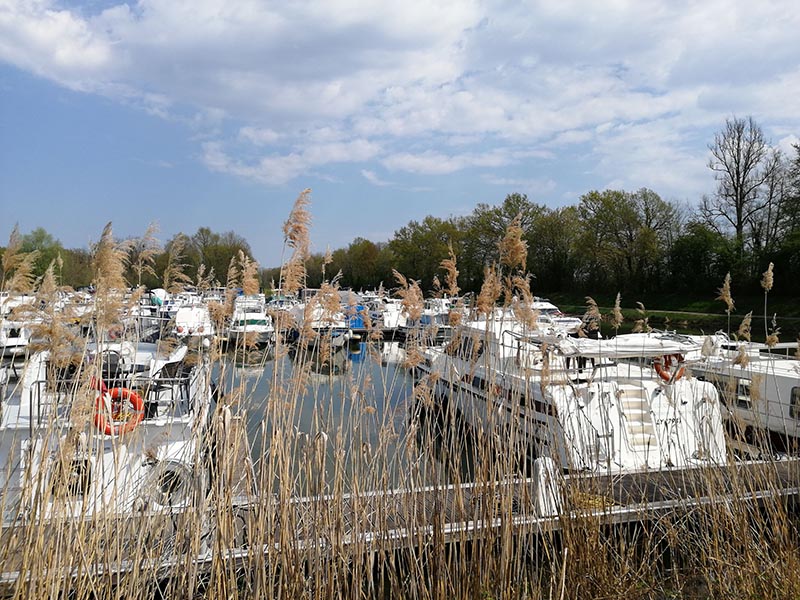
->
[[216, 339, 473, 495]]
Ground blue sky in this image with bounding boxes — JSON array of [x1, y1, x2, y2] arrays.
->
[[1, 0, 799, 268]]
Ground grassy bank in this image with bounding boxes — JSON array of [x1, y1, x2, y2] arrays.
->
[[549, 292, 800, 342]]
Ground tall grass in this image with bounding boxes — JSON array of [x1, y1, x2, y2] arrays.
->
[[2, 210, 800, 600]]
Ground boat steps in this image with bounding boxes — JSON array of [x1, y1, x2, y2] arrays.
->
[[618, 385, 657, 451]]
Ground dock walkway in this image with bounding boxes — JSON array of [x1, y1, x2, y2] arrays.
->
[[2, 457, 798, 593]]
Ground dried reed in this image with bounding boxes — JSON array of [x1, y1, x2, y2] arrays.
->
[[162, 232, 192, 294], [717, 271, 734, 334], [130, 221, 161, 287]]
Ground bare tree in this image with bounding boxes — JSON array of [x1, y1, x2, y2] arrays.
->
[[702, 116, 778, 257], [749, 148, 789, 255]]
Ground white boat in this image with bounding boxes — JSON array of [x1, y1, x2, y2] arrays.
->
[[0, 318, 33, 360], [172, 304, 215, 340], [688, 335, 800, 451], [366, 296, 408, 332], [0, 292, 36, 317], [398, 296, 463, 345], [227, 294, 275, 347], [265, 294, 301, 312], [0, 341, 214, 522], [418, 311, 727, 473], [288, 290, 366, 340], [530, 297, 583, 333]]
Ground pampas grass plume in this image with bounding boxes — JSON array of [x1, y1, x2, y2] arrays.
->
[[737, 311, 752, 342], [476, 265, 502, 316], [716, 272, 734, 314], [441, 242, 460, 297], [611, 293, 623, 330], [761, 262, 774, 293], [498, 214, 527, 272]]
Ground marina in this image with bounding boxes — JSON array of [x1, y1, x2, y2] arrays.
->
[[2, 281, 800, 597]]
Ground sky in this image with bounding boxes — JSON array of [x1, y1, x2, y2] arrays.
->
[[1, 0, 799, 269]]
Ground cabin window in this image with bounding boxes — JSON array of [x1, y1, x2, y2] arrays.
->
[[472, 376, 486, 391], [791, 387, 800, 419], [736, 380, 751, 409], [717, 376, 752, 409]]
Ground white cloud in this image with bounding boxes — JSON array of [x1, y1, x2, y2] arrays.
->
[[202, 136, 381, 184], [361, 170, 392, 187], [382, 149, 511, 175], [1, 0, 799, 190], [777, 134, 800, 157], [238, 126, 280, 146], [482, 175, 557, 194]]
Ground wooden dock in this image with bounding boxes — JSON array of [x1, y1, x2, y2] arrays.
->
[[2, 457, 799, 594]]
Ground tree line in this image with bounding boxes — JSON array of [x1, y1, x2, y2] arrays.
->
[[3, 117, 799, 300]]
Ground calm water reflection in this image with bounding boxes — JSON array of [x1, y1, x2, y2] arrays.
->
[[216, 339, 472, 491]]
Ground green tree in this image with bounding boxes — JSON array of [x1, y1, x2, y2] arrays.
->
[[21, 227, 64, 278], [389, 216, 461, 292], [669, 222, 730, 294], [343, 238, 380, 290], [189, 227, 254, 288], [459, 193, 544, 292], [528, 206, 580, 292], [576, 188, 679, 293]]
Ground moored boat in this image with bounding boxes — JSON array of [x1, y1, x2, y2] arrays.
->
[[0, 341, 215, 522], [418, 310, 728, 473]]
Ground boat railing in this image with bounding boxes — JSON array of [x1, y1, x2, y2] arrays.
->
[[132, 366, 193, 418], [28, 377, 82, 435], [27, 366, 195, 435]]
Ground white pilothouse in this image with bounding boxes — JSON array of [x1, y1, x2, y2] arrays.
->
[[227, 294, 275, 347], [419, 309, 727, 473]]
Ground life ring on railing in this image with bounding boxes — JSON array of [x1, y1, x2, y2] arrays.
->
[[94, 387, 144, 436], [653, 354, 685, 382]]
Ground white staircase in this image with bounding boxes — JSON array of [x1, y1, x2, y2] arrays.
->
[[618, 384, 657, 467]]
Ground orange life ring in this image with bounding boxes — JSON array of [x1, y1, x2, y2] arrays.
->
[[94, 387, 144, 436], [653, 354, 685, 382]]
